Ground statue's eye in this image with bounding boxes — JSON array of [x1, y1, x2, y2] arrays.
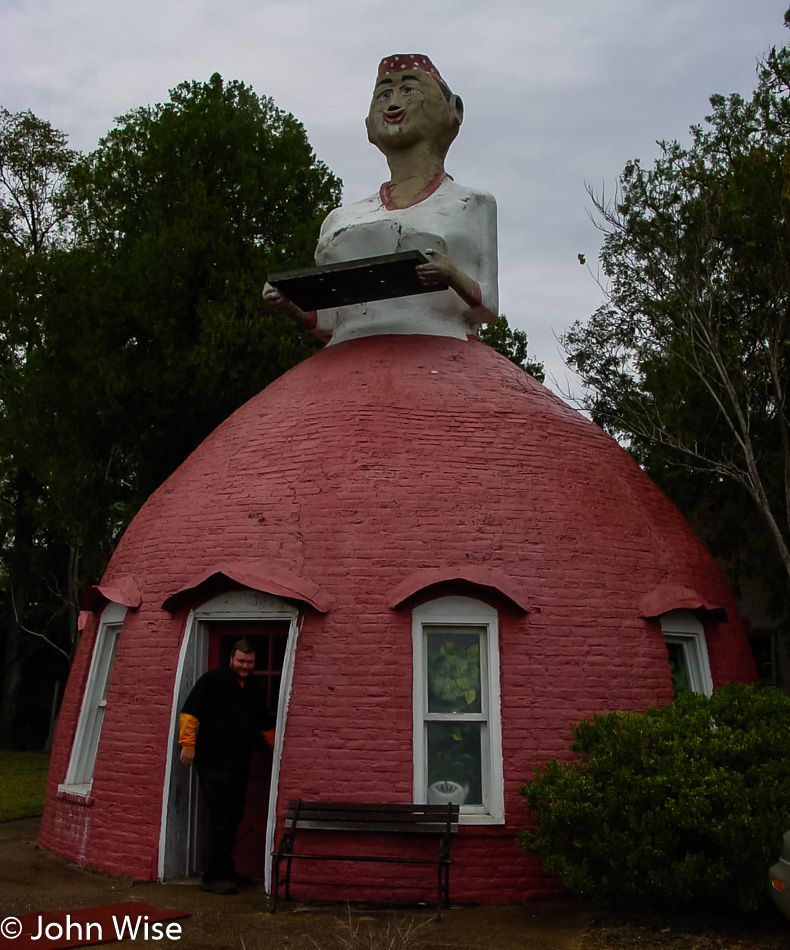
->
[[401, 85, 414, 95], [378, 89, 392, 100]]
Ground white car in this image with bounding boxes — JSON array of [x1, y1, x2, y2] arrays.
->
[[769, 830, 790, 920]]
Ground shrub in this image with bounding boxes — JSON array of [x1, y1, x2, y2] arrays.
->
[[518, 684, 790, 913]]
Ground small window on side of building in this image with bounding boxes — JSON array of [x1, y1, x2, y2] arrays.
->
[[60, 602, 125, 796], [660, 609, 713, 697], [412, 596, 504, 824]]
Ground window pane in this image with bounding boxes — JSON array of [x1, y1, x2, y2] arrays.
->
[[427, 721, 483, 806], [72, 624, 121, 785], [98, 629, 120, 701], [426, 629, 482, 714], [666, 641, 692, 696]]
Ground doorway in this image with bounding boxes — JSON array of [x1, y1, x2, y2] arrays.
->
[[160, 591, 299, 885], [207, 620, 289, 876]]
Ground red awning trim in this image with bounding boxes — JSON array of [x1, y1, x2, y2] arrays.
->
[[161, 563, 330, 614], [387, 567, 530, 613], [638, 584, 727, 621], [82, 578, 142, 611]]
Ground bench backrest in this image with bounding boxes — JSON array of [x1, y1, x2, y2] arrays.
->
[[284, 800, 459, 836]]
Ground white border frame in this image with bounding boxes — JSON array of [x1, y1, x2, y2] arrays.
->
[[412, 596, 504, 824]]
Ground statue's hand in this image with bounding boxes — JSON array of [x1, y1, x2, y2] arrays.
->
[[417, 249, 481, 310], [263, 281, 307, 322], [263, 281, 289, 308], [416, 248, 457, 287], [263, 281, 327, 338]]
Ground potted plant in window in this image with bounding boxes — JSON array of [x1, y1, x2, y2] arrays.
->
[[427, 739, 476, 805]]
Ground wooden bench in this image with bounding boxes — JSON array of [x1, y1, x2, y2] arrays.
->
[[270, 800, 460, 918]]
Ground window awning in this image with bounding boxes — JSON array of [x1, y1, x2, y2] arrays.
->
[[82, 577, 142, 611], [638, 583, 727, 621], [162, 563, 330, 614], [387, 567, 530, 613]]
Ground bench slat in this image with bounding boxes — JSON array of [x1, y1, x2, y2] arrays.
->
[[293, 819, 454, 834], [285, 802, 454, 817], [276, 852, 446, 865]]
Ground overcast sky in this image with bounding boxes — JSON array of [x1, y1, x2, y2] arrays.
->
[[2, 0, 787, 395]]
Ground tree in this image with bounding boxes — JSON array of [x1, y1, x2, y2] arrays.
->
[[562, 13, 790, 594], [0, 77, 341, 746], [65, 72, 341, 494], [480, 314, 545, 380], [0, 108, 79, 746]]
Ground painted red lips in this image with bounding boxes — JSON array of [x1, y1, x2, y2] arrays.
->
[[383, 108, 406, 124]]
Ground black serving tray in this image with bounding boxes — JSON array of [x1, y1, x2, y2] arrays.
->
[[268, 250, 447, 311]]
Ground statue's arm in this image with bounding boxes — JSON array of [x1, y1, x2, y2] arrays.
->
[[415, 250, 481, 307], [416, 189, 498, 323], [261, 282, 332, 342]]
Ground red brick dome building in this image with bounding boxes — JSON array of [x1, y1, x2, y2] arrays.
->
[[40, 332, 756, 903]]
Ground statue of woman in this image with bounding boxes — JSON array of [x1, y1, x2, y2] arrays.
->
[[263, 54, 498, 344]]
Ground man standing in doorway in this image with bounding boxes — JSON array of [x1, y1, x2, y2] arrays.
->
[[179, 639, 275, 894]]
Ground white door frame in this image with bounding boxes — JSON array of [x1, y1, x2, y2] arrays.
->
[[159, 590, 300, 890]]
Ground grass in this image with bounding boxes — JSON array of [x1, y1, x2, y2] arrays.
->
[[0, 750, 50, 821], [295, 907, 430, 950]]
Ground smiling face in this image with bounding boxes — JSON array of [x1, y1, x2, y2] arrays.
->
[[365, 67, 462, 157], [229, 647, 255, 681]]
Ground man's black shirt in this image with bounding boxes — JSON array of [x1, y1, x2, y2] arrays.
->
[[182, 668, 274, 774]]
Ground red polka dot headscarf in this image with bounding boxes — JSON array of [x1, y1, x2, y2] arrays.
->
[[377, 54, 451, 96]]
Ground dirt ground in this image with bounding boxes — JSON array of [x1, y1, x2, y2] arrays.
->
[[1, 819, 787, 950]]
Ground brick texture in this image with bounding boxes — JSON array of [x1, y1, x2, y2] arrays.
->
[[39, 334, 756, 901]]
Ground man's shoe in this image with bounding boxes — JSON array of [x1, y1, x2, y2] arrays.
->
[[201, 879, 238, 895], [230, 871, 254, 886]]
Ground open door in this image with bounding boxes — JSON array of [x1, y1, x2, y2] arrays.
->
[[160, 591, 298, 884], [206, 620, 289, 876]]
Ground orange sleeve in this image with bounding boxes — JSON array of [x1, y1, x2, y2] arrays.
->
[[179, 713, 198, 749], [261, 728, 276, 751]]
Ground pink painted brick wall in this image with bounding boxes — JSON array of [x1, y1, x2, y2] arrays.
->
[[40, 334, 756, 901]]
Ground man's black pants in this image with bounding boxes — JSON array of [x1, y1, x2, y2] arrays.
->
[[197, 767, 248, 883]]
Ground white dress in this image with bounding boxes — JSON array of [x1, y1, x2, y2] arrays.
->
[[312, 174, 498, 344]]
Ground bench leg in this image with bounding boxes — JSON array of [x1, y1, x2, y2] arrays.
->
[[270, 856, 280, 914], [284, 854, 295, 902]]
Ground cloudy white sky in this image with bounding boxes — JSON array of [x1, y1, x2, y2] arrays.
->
[[1, 0, 787, 394]]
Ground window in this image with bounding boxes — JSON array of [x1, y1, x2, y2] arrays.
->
[[660, 610, 713, 697], [412, 597, 503, 823], [61, 602, 124, 795]]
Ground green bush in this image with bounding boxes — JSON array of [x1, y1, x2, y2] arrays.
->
[[518, 684, 790, 913]]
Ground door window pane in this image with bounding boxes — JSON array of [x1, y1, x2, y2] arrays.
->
[[210, 621, 290, 714]]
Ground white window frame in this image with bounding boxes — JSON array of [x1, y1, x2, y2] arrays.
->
[[660, 609, 713, 697], [60, 601, 126, 797], [412, 596, 504, 824]]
